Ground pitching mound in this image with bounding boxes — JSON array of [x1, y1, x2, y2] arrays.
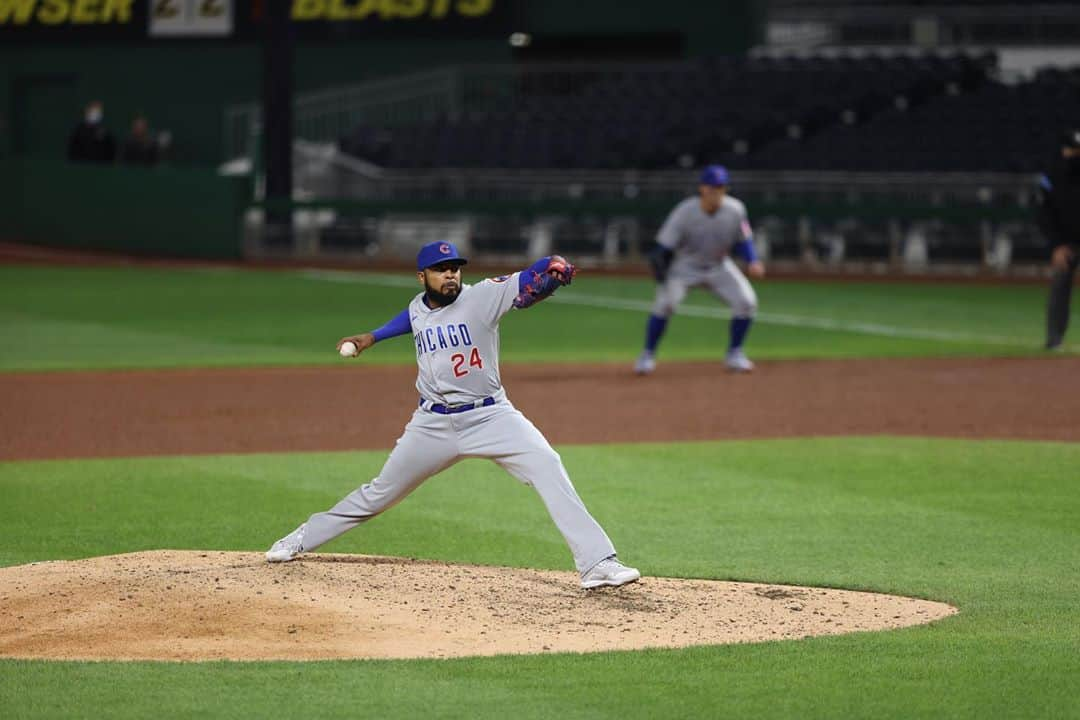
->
[[0, 551, 955, 662]]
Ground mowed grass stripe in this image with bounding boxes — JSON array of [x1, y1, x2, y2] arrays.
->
[[304, 269, 1038, 347], [1, 264, 1068, 372]]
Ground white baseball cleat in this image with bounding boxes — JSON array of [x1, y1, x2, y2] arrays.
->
[[634, 351, 656, 375], [724, 348, 755, 373], [266, 523, 306, 563], [581, 556, 641, 590]]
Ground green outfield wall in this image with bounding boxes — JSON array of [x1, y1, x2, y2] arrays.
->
[[1, 158, 251, 259]]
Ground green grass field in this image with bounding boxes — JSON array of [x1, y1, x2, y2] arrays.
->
[[1, 264, 1078, 719], [0, 264, 1069, 371]]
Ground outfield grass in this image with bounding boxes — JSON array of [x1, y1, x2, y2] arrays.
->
[[1, 438, 1078, 719], [1, 264, 1069, 372]]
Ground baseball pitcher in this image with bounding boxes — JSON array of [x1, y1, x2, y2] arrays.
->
[[267, 241, 641, 590], [635, 164, 764, 374]]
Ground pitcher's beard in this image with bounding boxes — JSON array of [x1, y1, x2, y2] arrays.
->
[[425, 282, 460, 307]]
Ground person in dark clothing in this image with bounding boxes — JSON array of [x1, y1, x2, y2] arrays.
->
[[67, 100, 116, 164], [1037, 129, 1080, 350], [119, 115, 158, 166]]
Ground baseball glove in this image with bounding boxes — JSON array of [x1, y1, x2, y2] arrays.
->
[[513, 255, 577, 309], [547, 255, 577, 285], [648, 245, 674, 284]]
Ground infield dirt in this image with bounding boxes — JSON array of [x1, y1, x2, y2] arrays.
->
[[3, 356, 1078, 462]]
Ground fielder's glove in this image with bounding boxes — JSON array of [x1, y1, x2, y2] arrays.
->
[[649, 245, 674, 284], [513, 255, 577, 309], [546, 255, 577, 285]]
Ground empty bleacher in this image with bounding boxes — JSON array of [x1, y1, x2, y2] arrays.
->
[[337, 51, 1077, 174]]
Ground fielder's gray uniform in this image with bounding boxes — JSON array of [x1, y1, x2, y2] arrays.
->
[[296, 274, 617, 574], [651, 195, 758, 318]]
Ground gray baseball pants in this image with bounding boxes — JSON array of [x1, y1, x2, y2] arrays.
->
[[297, 399, 616, 574], [651, 256, 758, 317]]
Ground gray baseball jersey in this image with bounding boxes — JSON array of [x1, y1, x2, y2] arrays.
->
[[291, 270, 618, 574], [409, 275, 518, 406], [652, 195, 758, 318]]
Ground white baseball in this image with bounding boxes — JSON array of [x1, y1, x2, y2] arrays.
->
[[339, 341, 357, 358]]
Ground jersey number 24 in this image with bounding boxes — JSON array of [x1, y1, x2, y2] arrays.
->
[[451, 348, 484, 377]]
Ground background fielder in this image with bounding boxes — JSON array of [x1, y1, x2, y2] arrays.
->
[[635, 164, 765, 375], [267, 241, 641, 590]]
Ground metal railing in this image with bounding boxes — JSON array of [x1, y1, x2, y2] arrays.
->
[[242, 159, 1047, 276], [286, 159, 1038, 208], [223, 66, 465, 161]]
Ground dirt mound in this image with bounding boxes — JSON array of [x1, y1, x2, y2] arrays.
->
[[0, 551, 956, 662]]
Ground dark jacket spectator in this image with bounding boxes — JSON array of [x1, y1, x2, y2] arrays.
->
[[67, 101, 116, 164]]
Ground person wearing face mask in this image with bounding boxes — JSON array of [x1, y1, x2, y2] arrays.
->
[[67, 100, 117, 164], [1037, 129, 1080, 351]]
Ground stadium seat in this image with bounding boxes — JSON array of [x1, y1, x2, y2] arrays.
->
[[335, 52, 1078, 173]]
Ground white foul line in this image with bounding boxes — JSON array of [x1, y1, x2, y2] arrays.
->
[[300, 269, 1039, 348]]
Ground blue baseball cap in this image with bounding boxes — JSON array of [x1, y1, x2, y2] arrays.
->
[[416, 241, 468, 271], [699, 164, 730, 186]]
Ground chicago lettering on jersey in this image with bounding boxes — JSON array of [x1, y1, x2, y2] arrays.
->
[[414, 322, 473, 355]]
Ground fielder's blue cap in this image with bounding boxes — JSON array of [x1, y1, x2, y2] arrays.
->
[[416, 241, 468, 271], [699, 164, 730, 186]]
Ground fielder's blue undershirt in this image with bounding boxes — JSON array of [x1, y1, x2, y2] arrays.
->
[[733, 237, 758, 263]]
